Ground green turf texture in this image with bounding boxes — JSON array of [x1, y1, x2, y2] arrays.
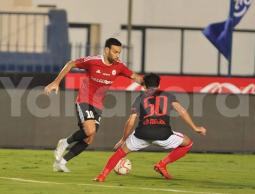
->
[[0, 149, 254, 194]]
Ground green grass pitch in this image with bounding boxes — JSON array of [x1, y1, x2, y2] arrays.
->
[[0, 149, 254, 194]]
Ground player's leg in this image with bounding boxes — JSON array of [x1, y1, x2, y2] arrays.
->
[[94, 132, 149, 182], [61, 132, 96, 163], [94, 144, 130, 182], [66, 103, 101, 144], [53, 121, 97, 172], [54, 129, 87, 161], [154, 132, 193, 179], [54, 103, 87, 161], [161, 134, 193, 164], [54, 119, 96, 159], [53, 103, 101, 172], [64, 102, 101, 145], [55, 103, 101, 159], [55, 120, 97, 170]]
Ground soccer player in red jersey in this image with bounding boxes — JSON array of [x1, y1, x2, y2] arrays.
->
[[94, 73, 207, 182], [44, 38, 143, 172]]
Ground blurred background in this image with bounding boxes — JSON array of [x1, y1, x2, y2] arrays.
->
[[0, 0, 254, 153]]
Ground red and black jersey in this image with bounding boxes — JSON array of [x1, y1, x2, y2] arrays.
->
[[74, 55, 133, 110], [131, 89, 177, 140]]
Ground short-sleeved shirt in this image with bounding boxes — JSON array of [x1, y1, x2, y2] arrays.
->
[[74, 55, 133, 110], [131, 89, 177, 140]]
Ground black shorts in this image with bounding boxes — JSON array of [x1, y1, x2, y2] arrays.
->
[[75, 103, 102, 131], [134, 126, 173, 141]]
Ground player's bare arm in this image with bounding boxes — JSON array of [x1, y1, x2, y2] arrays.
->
[[114, 113, 138, 149], [44, 60, 76, 95], [131, 73, 143, 84], [172, 102, 207, 136]]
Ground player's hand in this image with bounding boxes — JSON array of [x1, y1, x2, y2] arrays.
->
[[114, 138, 125, 150], [44, 82, 59, 95], [194, 126, 207, 136], [131, 73, 144, 84]]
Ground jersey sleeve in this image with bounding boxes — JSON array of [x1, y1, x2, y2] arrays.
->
[[131, 95, 141, 114], [119, 63, 133, 78], [73, 57, 91, 70]]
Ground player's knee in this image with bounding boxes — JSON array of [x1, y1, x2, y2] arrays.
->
[[85, 128, 96, 137], [187, 139, 193, 147], [182, 135, 193, 146], [84, 135, 95, 145], [81, 124, 96, 137]]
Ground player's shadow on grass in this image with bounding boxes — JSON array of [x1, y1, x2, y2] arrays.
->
[[129, 174, 255, 190], [129, 173, 170, 180], [173, 177, 255, 190]]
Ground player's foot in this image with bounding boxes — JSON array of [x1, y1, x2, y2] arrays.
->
[[93, 174, 106, 182], [54, 138, 68, 161], [154, 161, 172, 179], [53, 161, 70, 173]]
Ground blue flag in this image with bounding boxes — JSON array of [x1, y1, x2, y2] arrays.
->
[[203, 0, 252, 60]]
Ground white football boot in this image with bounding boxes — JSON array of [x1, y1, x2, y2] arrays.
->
[[53, 160, 70, 173]]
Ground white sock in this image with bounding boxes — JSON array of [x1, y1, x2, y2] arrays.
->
[[63, 138, 69, 146]]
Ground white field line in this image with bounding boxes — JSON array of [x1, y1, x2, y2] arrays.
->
[[0, 176, 227, 194]]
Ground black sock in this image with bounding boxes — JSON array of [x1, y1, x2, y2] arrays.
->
[[63, 141, 88, 161], [67, 130, 87, 144]]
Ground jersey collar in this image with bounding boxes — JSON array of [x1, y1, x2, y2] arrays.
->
[[145, 88, 159, 96]]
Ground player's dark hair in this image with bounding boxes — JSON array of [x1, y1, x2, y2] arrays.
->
[[105, 38, 122, 48], [143, 73, 160, 88]]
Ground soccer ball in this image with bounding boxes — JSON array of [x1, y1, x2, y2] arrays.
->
[[114, 158, 132, 175]]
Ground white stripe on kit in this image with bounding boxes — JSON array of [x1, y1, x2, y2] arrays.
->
[[76, 103, 85, 122], [82, 55, 101, 62], [126, 82, 141, 91]]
